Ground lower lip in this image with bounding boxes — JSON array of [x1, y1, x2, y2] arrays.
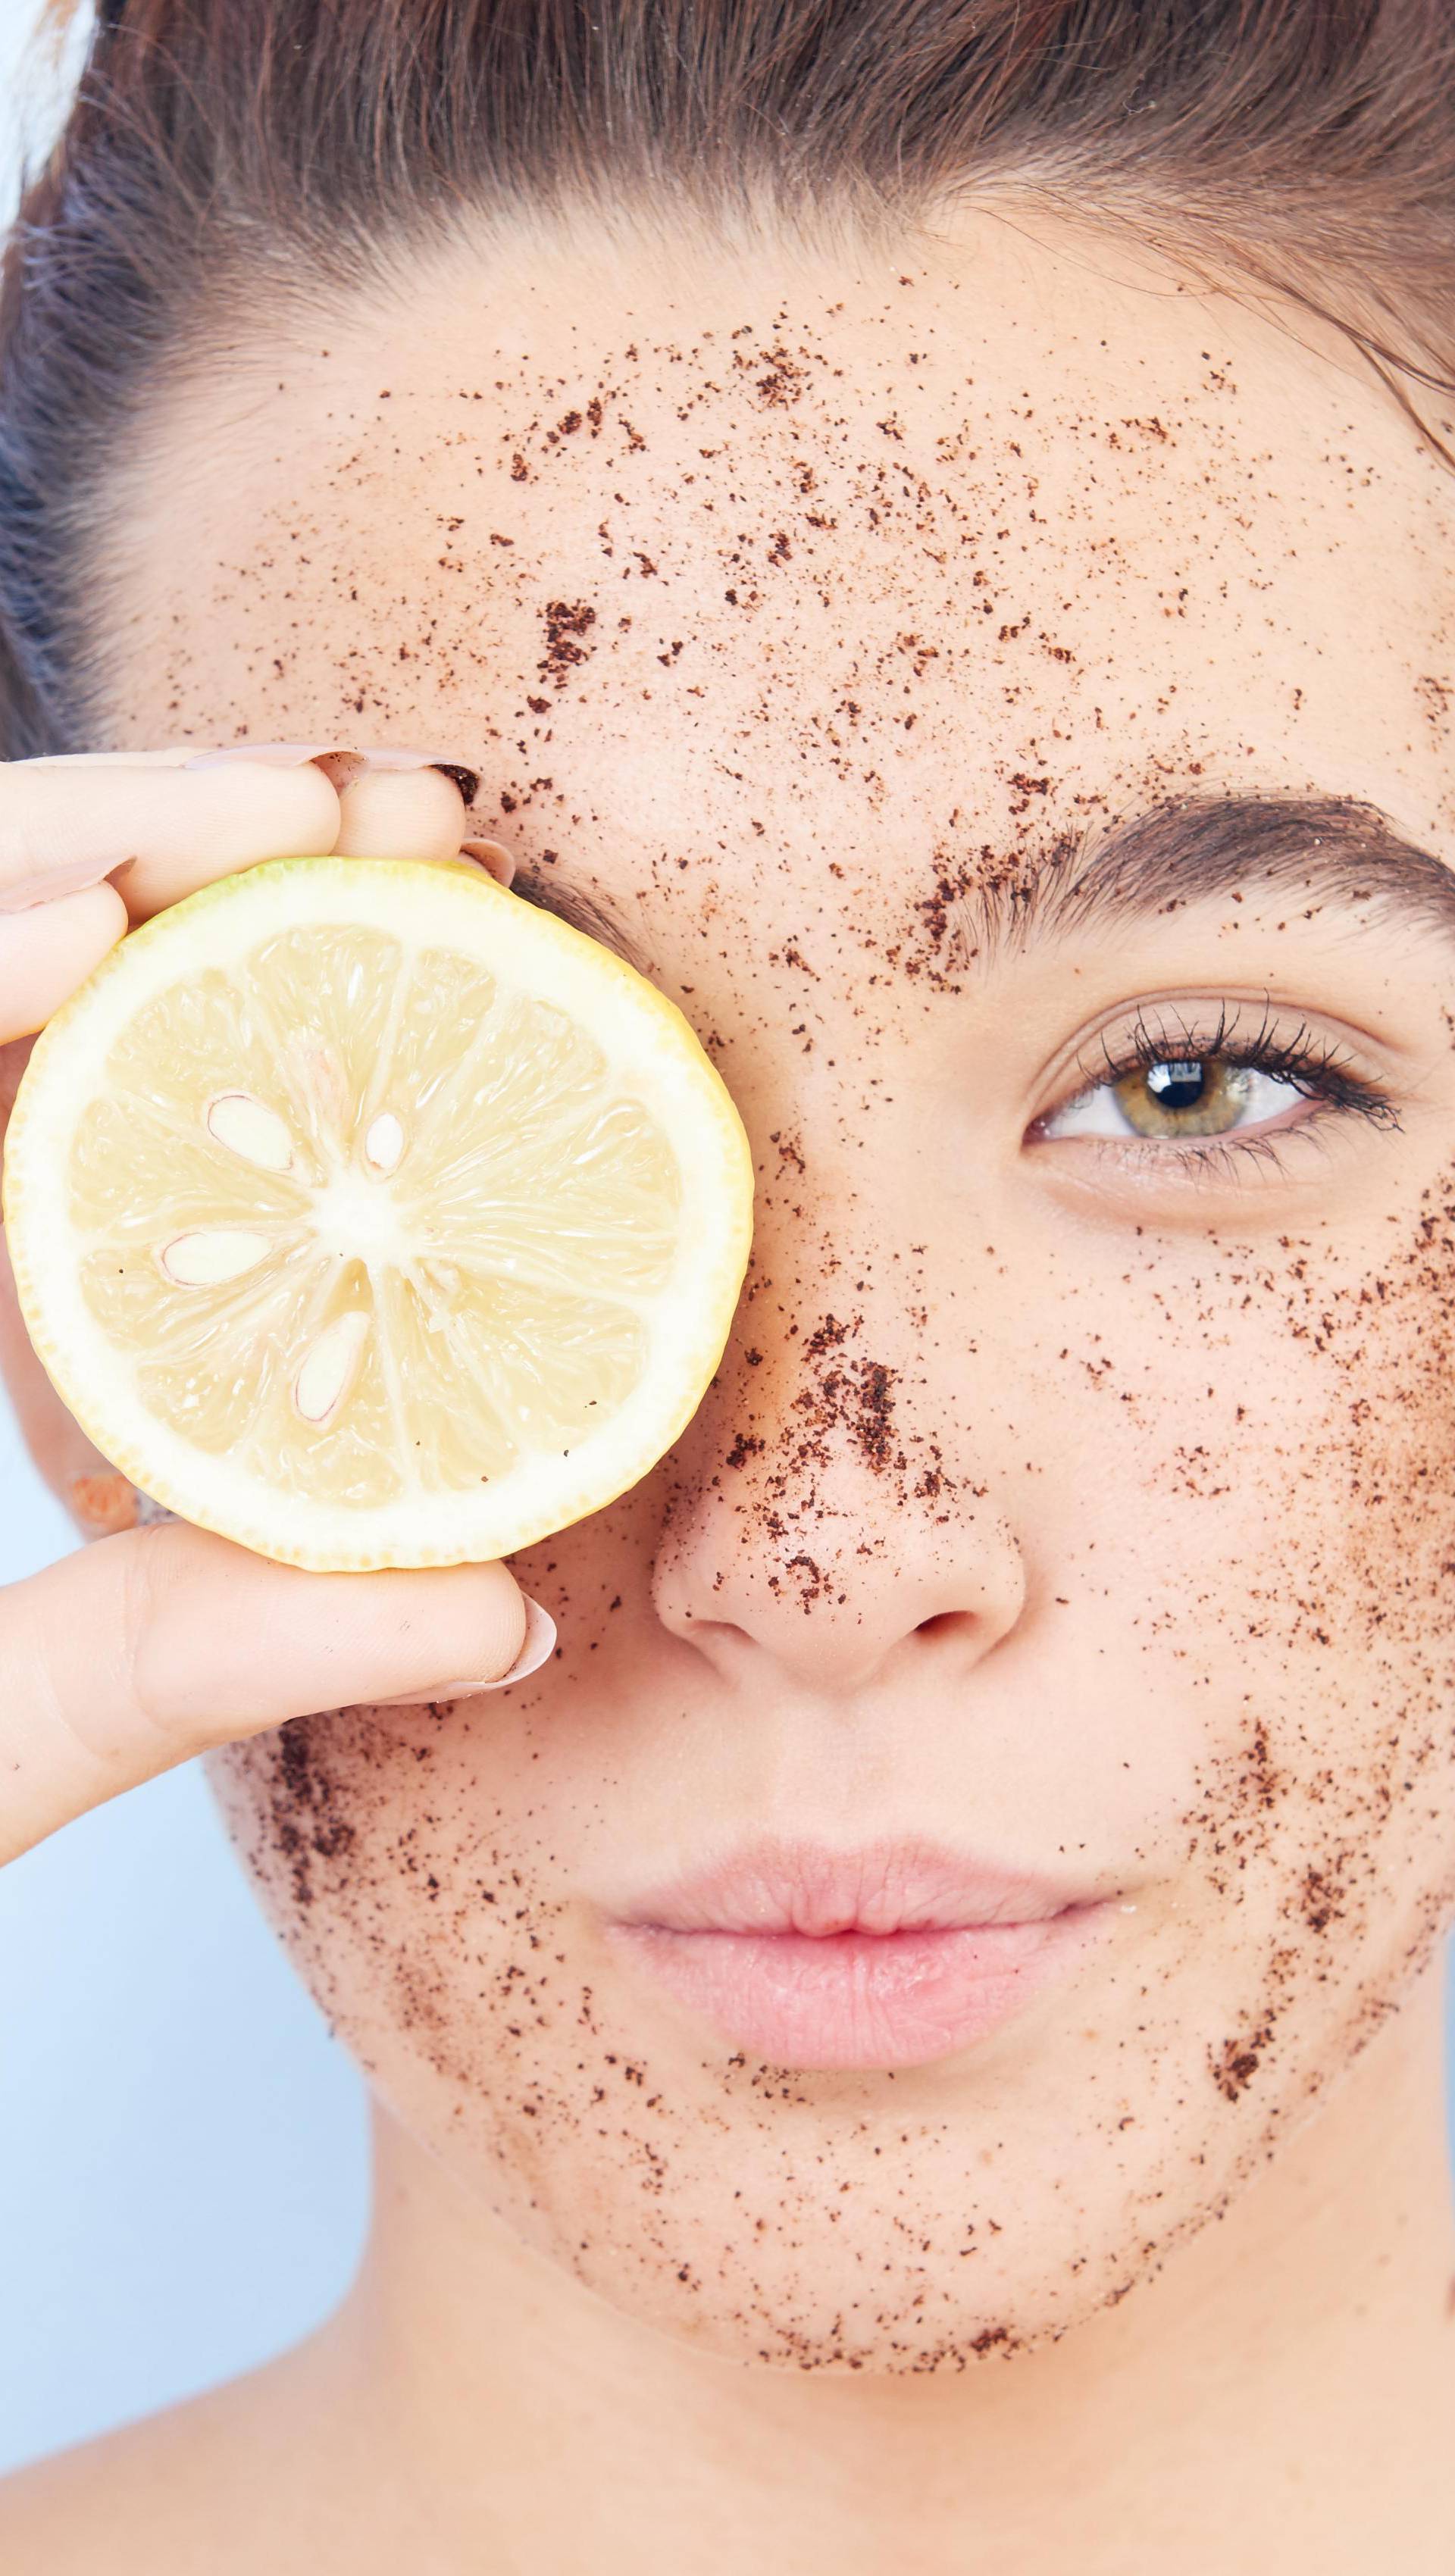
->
[[604, 1908, 1110, 2071]]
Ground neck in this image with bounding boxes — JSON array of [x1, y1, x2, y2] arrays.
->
[[304, 1958, 1455, 2573]]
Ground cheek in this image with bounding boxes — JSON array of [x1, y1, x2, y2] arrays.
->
[[205, 1471, 663, 2083], [207, 1706, 683, 2333], [208, 1700, 577, 2104], [1130, 1183, 1455, 2097], [209, 1693, 817, 2348]]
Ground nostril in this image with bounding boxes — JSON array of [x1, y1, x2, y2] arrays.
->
[[915, 1612, 964, 1641]]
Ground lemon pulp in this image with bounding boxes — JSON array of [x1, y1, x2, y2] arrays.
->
[[4, 858, 754, 1568]]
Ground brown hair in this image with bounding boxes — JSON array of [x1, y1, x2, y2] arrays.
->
[[2, 0, 1453, 759]]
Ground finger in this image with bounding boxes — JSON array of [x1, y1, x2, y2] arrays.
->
[[14, 750, 239, 770], [0, 1524, 540, 1866], [114, 765, 343, 921], [0, 758, 341, 924], [324, 760, 468, 861], [461, 837, 518, 888], [0, 883, 129, 1041]]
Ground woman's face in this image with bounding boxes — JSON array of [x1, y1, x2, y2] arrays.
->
[[96, 208, 1455, 2369]]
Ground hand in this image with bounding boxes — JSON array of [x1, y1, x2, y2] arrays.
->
[[0, 746, 547, 1868]]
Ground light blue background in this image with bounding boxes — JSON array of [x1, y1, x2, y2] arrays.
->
[[0, 1402, 371, 2478], [0, 0, 1451, 2496]]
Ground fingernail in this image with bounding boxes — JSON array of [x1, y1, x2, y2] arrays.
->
[[371, 1595, 557, 1706], [0, 855, 124, 913], [460, 838, 517, 888], [183, 742, 480, 801]]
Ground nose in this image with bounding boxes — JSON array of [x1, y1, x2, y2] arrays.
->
[[650, 1318, 1027, 1696]]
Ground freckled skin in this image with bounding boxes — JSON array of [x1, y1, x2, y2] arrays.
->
[[59, 208, 1455, 2547]]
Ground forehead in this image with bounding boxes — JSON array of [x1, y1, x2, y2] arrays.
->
[[114, 208, 1452, 857]]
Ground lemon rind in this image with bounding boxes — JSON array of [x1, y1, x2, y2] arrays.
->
[[3, 858, 754, 1569]]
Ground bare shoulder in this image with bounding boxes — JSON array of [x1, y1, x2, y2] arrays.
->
[[0, 2361, 324, 2574]]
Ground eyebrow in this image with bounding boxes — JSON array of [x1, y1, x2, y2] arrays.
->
[[507, 792, 1455, 979], [950, 793, 1455, 966]]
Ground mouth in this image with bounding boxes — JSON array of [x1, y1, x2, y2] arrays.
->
[[601, 1834, 1122, 2071]]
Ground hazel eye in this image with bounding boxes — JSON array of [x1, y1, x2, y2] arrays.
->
[[1044, 1056, 1307, 1143]]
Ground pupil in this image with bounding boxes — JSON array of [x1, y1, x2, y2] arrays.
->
[[1146, 1058, 1207, 1111]]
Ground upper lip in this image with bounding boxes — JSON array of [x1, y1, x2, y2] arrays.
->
[[609, 1834, 1113, 1937]]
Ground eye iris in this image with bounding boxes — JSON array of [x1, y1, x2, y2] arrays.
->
[[1112, 1056, 1250, 1138]]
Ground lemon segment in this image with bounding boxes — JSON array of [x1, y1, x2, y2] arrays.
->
[[3, 857, 755, 1569]]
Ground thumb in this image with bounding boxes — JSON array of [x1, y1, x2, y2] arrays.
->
[[1, 1522, 551, 1865]]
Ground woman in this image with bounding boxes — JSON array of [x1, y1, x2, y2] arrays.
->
[[1, 0, 1452, 2564]]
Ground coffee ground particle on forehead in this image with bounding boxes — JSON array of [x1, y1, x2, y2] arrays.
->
[[538, 597, 598, 688]]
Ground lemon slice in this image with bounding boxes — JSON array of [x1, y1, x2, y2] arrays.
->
[[3, 857, 754, 1569]]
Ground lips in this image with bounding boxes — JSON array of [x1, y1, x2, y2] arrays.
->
[[602, 1834, 1119, 2071]]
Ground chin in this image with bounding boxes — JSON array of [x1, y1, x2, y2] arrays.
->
[[376, 2038, 1259, 2374]]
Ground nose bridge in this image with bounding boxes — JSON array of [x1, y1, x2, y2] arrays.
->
[[650, 1266, 1028, 1690]]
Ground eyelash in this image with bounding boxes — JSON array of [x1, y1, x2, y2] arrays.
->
[[1041, 1002, 1400, 1183]]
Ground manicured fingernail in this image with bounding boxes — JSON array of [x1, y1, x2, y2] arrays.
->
[[474, 1593, 558, 1687], [460, 838, 517, 888], [183, 743, 480, 800], [0, 855, 124, 912], [372, 1596, 557, 1706]]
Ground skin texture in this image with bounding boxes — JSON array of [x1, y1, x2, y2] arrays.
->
[[2, 205, 1455, 2567]]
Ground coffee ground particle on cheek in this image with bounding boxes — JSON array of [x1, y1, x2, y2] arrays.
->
[[1209, 2018, 1277, 2103], [264, 1718, 358, 1912]]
